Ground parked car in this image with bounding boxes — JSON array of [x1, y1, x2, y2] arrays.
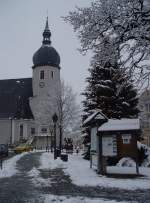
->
[[14, 144, 33, 154], [0, 144, 8, 157]]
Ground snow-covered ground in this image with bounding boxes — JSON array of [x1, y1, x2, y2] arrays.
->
[[44, 195, 128, 203], [28, 167, 52, 187], [1, 151, 150, 191], [39, 152, 150, 190], [0, 152, 28, 178]]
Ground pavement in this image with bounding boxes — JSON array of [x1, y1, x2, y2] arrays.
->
[[0, 152, 150, 203]]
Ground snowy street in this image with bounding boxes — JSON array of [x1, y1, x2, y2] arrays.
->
[[0, 152, 150, 203]]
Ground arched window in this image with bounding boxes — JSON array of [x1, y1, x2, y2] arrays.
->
[[51, 71, 54, 78], [20, 124, 23, 140], [40, 70, 44, 80]]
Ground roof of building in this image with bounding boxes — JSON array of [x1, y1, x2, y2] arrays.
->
[[32, 17, 60, 69], [0, 78, 33, 119], [83, 110, 108, 126], [98, 119, 140, 132]]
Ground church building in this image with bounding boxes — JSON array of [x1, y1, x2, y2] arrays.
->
[[0, 18, 61, 149]]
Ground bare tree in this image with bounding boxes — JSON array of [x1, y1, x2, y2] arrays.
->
[[64, 0, 150, 88], [30, 80, 81, 142], [56, 80, 81, 137]]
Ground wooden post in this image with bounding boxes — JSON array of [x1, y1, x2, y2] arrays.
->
[[136, 136, 139, 175], [97, 134, 103, 174], [0, 158, 3, 170], [136, 160, 139, 175], [90, 152, 92, 168]]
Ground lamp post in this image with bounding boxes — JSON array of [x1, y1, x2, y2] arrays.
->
[[50, 128, 53, 153], [52, 113, 58, 159], [59, 124, 62, 153]]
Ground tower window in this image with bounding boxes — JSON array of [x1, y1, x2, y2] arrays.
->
[[51, 71, 54, 78], [40, 70, 44, 80]]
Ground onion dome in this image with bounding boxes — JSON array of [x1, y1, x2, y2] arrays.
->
[[32, 17, 60, 68]]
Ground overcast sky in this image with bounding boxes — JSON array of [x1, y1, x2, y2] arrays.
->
[[0, 0, 92, 101]]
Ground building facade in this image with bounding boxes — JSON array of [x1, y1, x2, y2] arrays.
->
[[0, 18, 61, 149]]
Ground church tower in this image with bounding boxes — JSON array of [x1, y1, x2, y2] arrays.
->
[[32, 17, 61, 98], [30, 18, 61, 148]]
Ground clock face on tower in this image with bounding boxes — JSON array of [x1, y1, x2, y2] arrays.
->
[[39, 82, 45, 88]]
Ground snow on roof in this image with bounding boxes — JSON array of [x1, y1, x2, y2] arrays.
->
[[81, 133, 88, 137], [83, 110, 107, 125], [98, 119, 140, 131]]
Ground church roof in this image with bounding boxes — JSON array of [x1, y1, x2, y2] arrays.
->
[[32, 17, 60, 69], [0, 78, 33, 119], [33, 45, 60, 68]]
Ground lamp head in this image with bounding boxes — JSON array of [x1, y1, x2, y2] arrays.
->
[[52, 113, 58, 123]]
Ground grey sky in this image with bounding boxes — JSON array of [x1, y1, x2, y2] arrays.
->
[[0, 0, 92, 101]]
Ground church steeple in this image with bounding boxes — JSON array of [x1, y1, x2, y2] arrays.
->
[[42, 17, 51, 45], [33, 17, 60, 68]]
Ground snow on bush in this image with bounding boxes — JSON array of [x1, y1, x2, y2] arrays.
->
[[137, 141, 150, 167], [117, 157, 136, 167]]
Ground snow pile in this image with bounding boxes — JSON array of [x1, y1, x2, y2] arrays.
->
[[0, 152, 27, 178], [44, 195, 128, 203], [117, 157, 136, 167], [28, 167, 51, 187], [39, 152, 67, 170]]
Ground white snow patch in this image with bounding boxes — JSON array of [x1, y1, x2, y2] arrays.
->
[[39, 152, 67, 170], [28, 167, 51, 187], [39, 153, 150, 190], [44, 195, 128, 203], [0, 152, 28, 178], [28, 167, 40, 178]]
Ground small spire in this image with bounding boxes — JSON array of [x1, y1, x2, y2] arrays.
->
[[42, 16, 51, 45], [45, 16, 49, 30]]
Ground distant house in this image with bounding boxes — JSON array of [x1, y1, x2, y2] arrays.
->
[[83, 111, 141, 174]]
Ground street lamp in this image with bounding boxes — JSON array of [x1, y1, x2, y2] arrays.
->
[[52, 113, 58, 159], [59, 124, 62, 153], [49, 128, 53, 153]]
